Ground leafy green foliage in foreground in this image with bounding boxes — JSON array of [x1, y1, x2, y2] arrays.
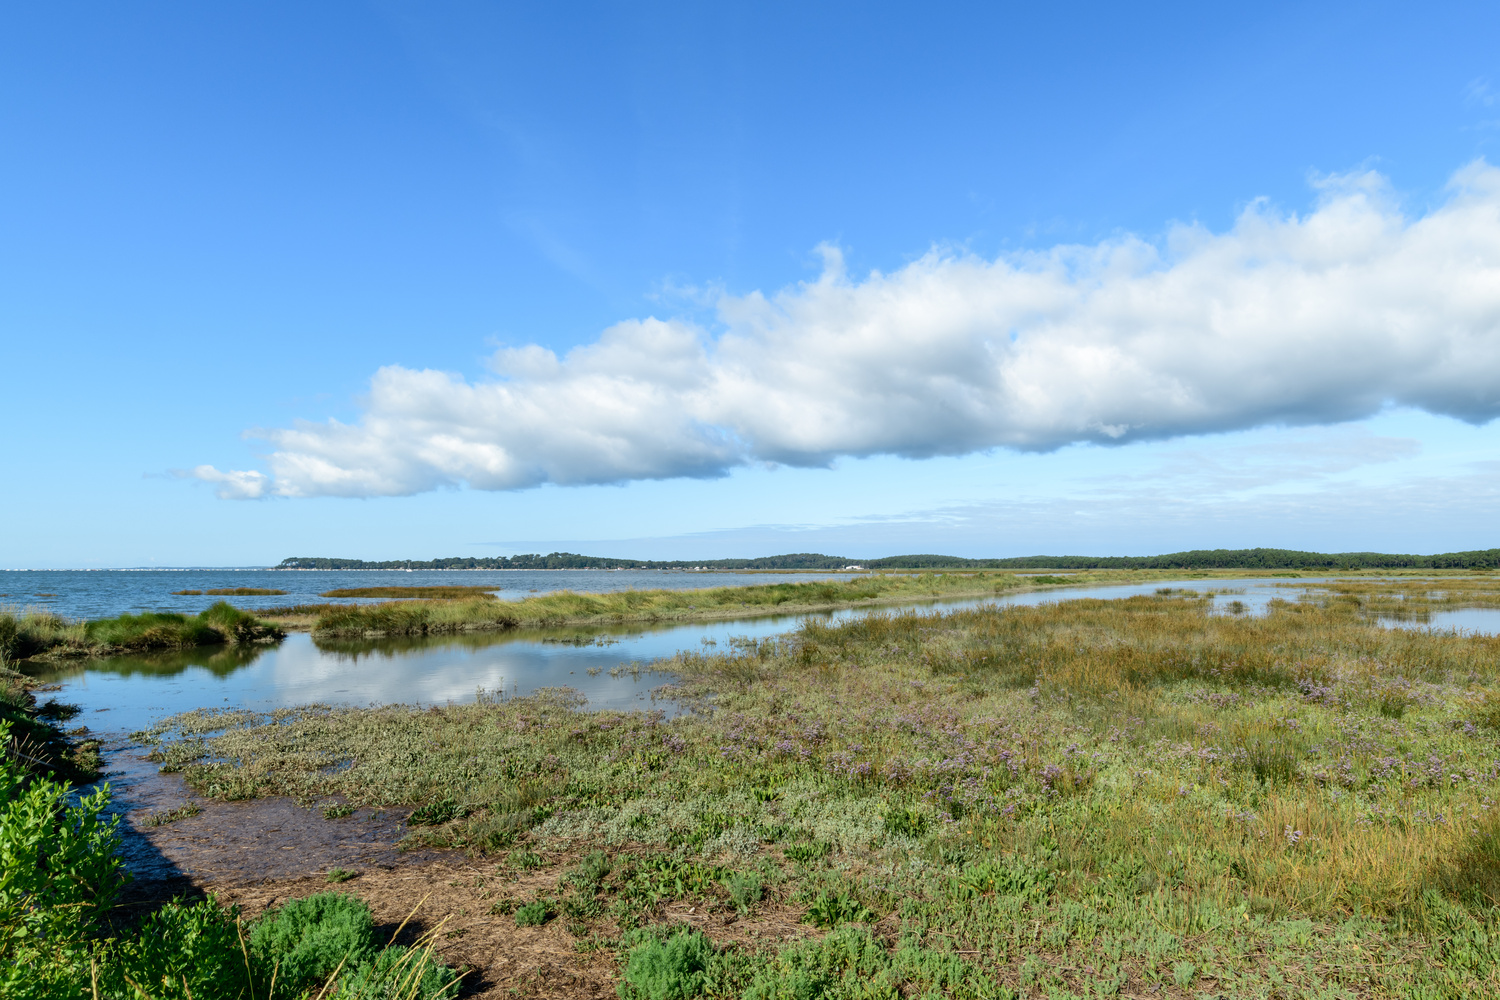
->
[[144, 580, 1500, 996], [0, 722, 124, 993], [0, 720, 459, 998], [1, 600, 283, 661]]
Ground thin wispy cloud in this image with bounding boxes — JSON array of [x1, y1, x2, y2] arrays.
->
[[198, 162, 1500, 499]]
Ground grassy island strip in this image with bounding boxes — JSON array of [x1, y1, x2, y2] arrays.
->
[[0, 601, 284, 662], [140, 577, 1500, 997], [320, 584, 504, 599], [287, 571, 1083, 636]]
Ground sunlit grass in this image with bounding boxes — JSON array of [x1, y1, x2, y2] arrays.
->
[[0, 601, 283, 661], [138, 577, 1500, 996]]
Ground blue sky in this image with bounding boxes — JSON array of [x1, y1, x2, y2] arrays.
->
[[4, 1, 1500, 568]]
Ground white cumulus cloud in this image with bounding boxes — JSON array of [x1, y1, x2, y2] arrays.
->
[[187, 465, 270, 500], [200, 161, 1500, 499]]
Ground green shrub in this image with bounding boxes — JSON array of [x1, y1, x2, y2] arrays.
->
[[515, 899, 551, 926], [84, 610, 215, 649], [104, 895, 252, 999], [1, 718, 452, 1000], [250, 892, 375, 997], [0, 721, 125, 955], [0, 719, 126, 997], [563, 890, 604, 920], [334, 943, 460, 999], [619, 929, 716, 1000]]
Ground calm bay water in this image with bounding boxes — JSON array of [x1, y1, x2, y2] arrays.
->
[[19, 574, 1500, 736], [0, 567, 864, 620]]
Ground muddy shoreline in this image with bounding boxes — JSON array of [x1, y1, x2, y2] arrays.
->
[[103, 735, 815, 999]]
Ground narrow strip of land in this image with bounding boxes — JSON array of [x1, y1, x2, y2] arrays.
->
[[265, 569, 1146, 635]]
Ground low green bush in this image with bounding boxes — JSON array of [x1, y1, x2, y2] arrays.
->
[[515, 899, 552, 926], [0, 721, 125, 962], [103, 895, 252, 999], [250, 892, 376, 997], [618, 929, 718, 1000]]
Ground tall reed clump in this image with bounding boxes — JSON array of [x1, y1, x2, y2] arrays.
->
[[0, 601, 283, 662], [141, 579, 1500, 997]]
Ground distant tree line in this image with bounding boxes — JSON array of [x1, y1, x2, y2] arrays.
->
[[274, 552, 863, 571], [968, 547, 1500, 570], [275, 546, 1500, 571]]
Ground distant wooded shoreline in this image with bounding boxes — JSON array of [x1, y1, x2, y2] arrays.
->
[[275, 546, 1500, 572]]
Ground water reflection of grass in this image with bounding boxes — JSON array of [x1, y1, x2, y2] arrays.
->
[[22, 639, 274, 682], [1284, 576, 1500, 620], [138, 581, 1500, 996]]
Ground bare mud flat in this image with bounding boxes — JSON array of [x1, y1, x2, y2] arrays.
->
[[107, 741, 446, 882]]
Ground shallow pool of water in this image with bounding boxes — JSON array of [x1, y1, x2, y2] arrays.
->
[[1377, 608, 1500, 635]]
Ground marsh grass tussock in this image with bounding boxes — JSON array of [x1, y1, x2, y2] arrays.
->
[[0, 600, 283, 662], [130, 577, 1500, 996]]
